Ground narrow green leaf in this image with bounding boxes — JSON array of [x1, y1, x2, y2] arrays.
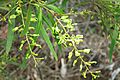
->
[[0, 6, 9, 11], [109, 38, 116, 63], [5, 0, 16, 54], [19, 57, 28, 69], [43, 14, 62, 54], [21, 4, 32, 36], [47, 12, 55, 25], [60, 0, 68, 10], [46, 4, 64, 14], [58, 44, 62, 53], [35, 6, 42, 33], [47, 12, 55, 27], [47, 0, 58, 4], [43, 14, 52, 31], [109, 26, 119, 63], [34, 6, 42, 41], [36, 6, 58, 60], [6, 16, 15, 54]]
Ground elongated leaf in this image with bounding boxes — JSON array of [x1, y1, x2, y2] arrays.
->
[[21, 4, 32, 36], [19, 57, 27, 69], [6, 17, 15, 53], [60, 0, 68, 10], [47, 0, 58, 4], [43, 14, 62, 54], [36, 6, 58, 60], [109, 38, 115, 63], [0, 6, 9, 11], [48, 12, 55, 25], [109, 26, 119, 63], [43, 14, 52, 31], [46, 4, 63, 14], [34, 6, 42, 41], [35, 7, 42, 31], [6, 7, 15, 54]]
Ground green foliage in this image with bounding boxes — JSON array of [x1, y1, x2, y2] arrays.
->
[[94, 0, 120, 63], [6, 1, 16, 54], [78, 0, 120, 63], [21, 4, 32, 36], [0, 0, 100, 79]]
